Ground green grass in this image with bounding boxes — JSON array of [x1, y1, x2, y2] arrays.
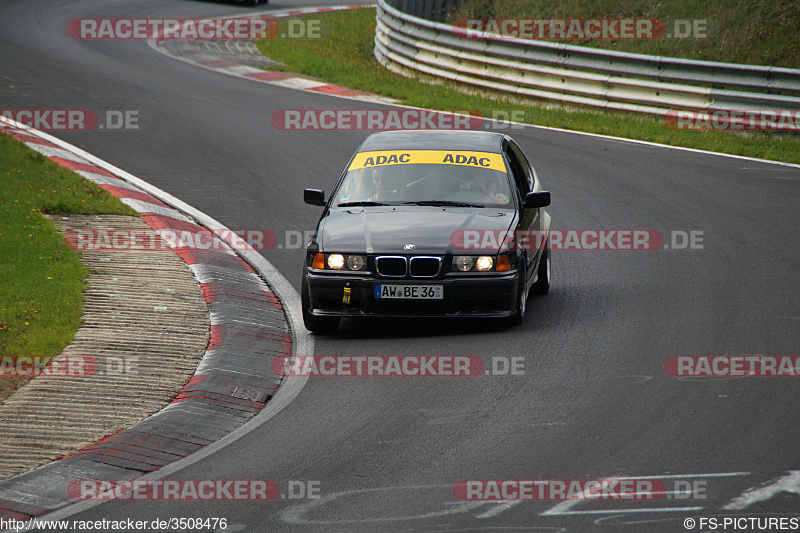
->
[[256, 8, 800, 165], [0, 133, 136, 365], [449, 0, 800, 69]]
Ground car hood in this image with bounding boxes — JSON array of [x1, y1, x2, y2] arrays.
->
[[317, 206, 516, 255]]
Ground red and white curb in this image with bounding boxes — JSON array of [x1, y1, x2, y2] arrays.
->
[[148, 4, 398, 105], [0, 116, 310, 523]]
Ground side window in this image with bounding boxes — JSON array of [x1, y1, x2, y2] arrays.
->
[[508, 141, 533, 194], [503, 143, 529, 199]]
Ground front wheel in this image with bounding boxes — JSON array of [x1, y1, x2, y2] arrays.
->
[[531, 250, 550, 295], [302, 280, 340, 334]]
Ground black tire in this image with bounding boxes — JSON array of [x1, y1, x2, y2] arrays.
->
[[301, 280, 340, 334], [531, 249, 550, 295], [506, 261, 527, 327], [245, 0, 258, 6]]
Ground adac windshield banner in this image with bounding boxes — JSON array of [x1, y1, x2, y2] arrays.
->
[[348, 150, 506, 172]]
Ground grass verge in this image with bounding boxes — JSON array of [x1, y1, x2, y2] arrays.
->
[[448, 0, 800, 69], [256, 8, 800, 165], [0, 132, 137, 402]]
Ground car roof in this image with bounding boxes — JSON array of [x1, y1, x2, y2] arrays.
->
[[358, 130, 505, 153]]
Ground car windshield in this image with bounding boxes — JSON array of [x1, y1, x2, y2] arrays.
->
[[332, 150, 513, 207]]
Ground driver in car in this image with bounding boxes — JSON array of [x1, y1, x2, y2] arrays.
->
[[366, 168, 383, 201]]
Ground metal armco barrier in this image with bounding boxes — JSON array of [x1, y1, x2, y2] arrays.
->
[[375, 0, 800, 116]]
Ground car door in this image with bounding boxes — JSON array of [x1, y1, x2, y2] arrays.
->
[[503, 139, 539, 285]]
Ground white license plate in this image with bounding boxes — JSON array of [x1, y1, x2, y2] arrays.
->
[[374, 284, 443, 300]]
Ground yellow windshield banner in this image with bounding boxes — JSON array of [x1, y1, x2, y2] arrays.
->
[[348, 150, 507, 172]]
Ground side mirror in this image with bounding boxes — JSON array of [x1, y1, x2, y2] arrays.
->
[[304, 189, 326, 206], [524, 191, 550, 209]]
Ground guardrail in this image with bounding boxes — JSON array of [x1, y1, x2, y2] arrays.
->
[[374, 0, 800, 116], [388, 0, 460, 23]]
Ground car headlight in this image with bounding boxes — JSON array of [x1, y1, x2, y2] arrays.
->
[[346, 255, 366, 270], [453, 256, 474, 271], [475, 256, 493, 271], [312, 253, 367, 271], [328, 253, 345, 269], [452, 255, 512, 272]]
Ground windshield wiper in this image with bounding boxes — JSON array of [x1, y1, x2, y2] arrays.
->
[[337, 201, 390, 207], [404, 200, 485, 208]]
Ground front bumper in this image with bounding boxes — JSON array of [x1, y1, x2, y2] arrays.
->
[[304, 270, 519, 318]]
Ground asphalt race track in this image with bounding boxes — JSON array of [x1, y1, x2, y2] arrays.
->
[[2, 0, 800, 531]]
